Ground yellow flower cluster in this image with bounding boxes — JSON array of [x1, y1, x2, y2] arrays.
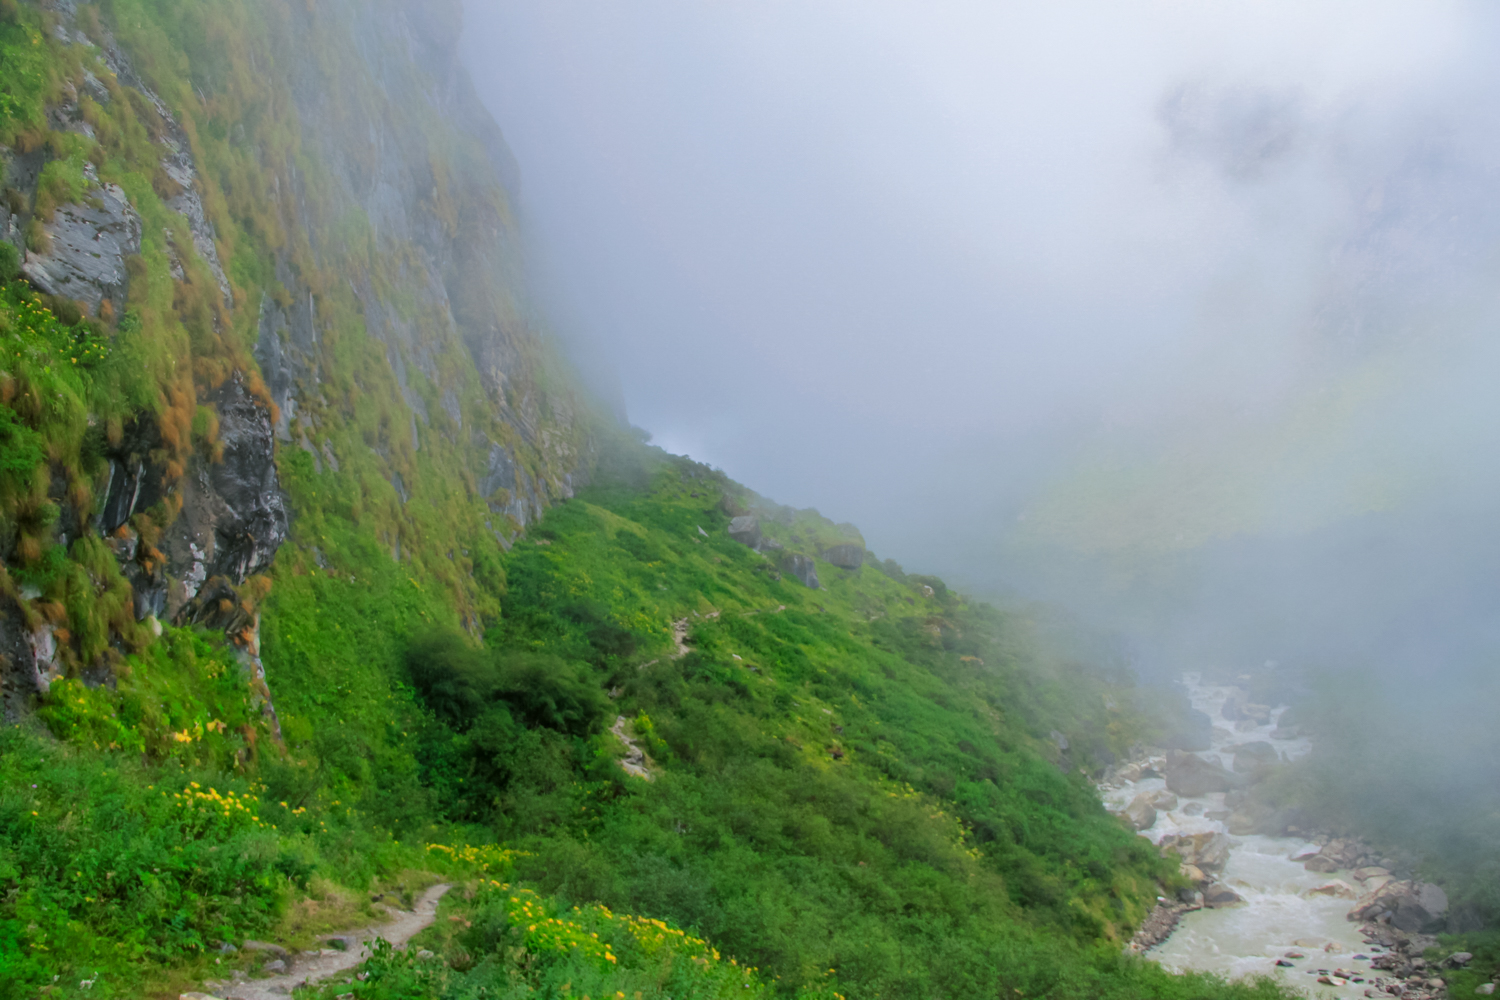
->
[[617, 913, 721, 965], [488, 884, 772, 995], [504, 888, 619, 967], [169, 781, 265, 830], [425, 842, 525, 875]]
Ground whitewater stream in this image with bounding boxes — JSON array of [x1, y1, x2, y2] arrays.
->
[[1103, 675, 1382, 998]]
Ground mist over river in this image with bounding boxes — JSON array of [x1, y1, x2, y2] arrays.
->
[[1104, 677, 1413, 999]]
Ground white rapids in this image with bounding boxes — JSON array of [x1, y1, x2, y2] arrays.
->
[[1103, 674, 1384, 998]]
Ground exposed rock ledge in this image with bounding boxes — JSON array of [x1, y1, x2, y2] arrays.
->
[[1127, 898, 1201, 954]]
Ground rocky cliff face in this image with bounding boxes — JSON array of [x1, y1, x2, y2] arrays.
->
[[0, 0, 597, 720]]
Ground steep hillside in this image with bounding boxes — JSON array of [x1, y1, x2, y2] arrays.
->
[[0, 3, 1297, 999]]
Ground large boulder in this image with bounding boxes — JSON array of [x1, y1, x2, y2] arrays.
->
[[822, 543, 865, 569], [1159, 709, 1215, 752], [1147, 790, 1179, 811], [1121, 793, 1157, 831], [1164, 750, 1247, 797], [1203, 883, 1244, 908], [728, 515, 762, 549], [1347, 880, 1450, 933]]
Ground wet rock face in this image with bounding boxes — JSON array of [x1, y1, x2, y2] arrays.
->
[[166, 375, 288, 619], [95, 374, 288, 624], [0, 598, 58, 717], [20, 178, 142, 316]]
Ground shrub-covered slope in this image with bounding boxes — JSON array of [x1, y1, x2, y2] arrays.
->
[[4, 436, 1297, 999]]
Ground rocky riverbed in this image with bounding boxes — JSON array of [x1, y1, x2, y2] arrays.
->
[[1105, 675, 1464, 999]]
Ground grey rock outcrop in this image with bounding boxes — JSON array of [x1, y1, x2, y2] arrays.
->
[[822, 543, 864, 569], [728, 516, 762, 549], [781, 553, 820, 589]]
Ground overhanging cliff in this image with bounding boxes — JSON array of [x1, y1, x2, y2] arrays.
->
[[0, 0, 600, 718]]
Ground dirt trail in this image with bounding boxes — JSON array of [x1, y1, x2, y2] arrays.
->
[[190, 883, 452, 1000], [611, 715, 654, 780]]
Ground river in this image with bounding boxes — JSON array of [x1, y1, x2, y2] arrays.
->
[[1102, 674, 1386, 998]]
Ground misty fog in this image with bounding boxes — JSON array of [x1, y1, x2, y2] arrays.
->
[[459, 0, 1500, 703]]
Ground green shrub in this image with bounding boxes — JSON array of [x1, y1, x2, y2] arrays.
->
[[0, 241, 19, 282]]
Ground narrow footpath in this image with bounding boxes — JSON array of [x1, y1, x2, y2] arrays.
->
[[184, 883, 452, 1000]]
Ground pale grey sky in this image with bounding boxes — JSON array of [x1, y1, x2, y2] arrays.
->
[[459, 1, 1500, 676]]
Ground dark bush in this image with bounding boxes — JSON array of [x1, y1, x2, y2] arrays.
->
[[494, 652, 610, 736], [405, 628, 498, 729]]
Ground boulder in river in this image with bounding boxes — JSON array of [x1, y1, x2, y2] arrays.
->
[[1122, 793, 1157, 832], [1161, 831, 1232, 872], [1303, 855, 1341, 874], [1164, 750, 1247, 796], [1226, 811, 1262, 836], [1231, 741, 1279, 775], [1203, 883, 1244, 908], [1147, 790, 1179, 811], [1160, 709, 1215, 751], [1180, 863, 1208, 885]]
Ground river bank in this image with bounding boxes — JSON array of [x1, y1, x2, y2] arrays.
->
[[1104, 675, 1470, 1000]]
